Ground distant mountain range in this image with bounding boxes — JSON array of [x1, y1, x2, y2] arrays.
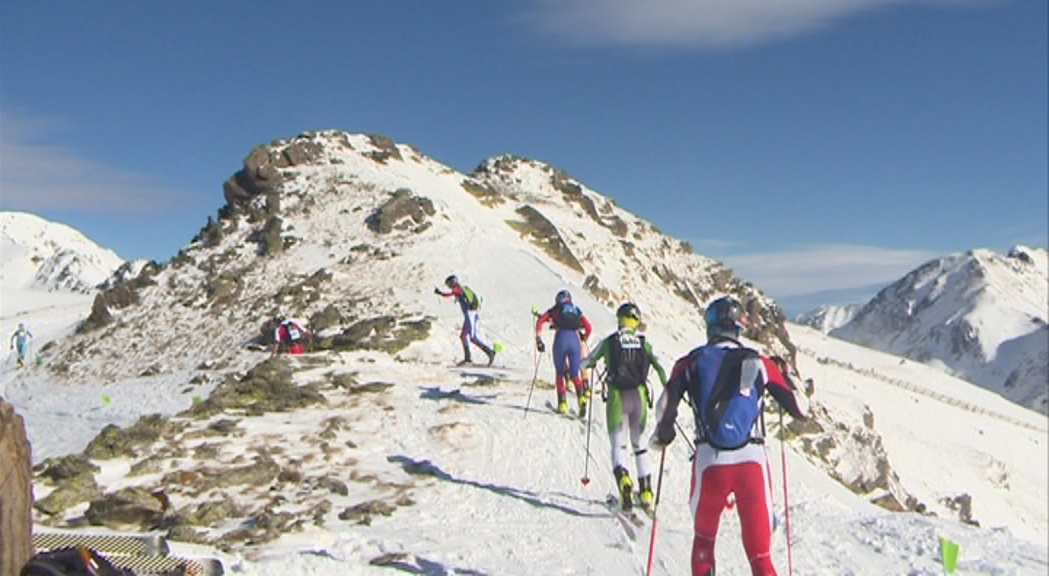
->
[[0, 211, 124, 293], [815, 246, 1048, 414]]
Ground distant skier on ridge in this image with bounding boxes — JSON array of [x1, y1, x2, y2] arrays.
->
[[9, 323, 33, 369], [435, 275, 496, 366], [650, 296, 806, 576], [271, 316, 311, 357]]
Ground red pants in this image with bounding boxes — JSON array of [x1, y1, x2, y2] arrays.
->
[[285, 343, 305, 355], [689, 444, 777, 576]]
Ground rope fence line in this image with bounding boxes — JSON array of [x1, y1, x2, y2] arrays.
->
[[797, 346, 1047, 434]]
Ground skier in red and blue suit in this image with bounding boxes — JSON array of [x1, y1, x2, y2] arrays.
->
[[535, 289, 593, 414], [651, 296, 805, 576]]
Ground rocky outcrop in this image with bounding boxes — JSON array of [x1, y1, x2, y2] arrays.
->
[[0, 399, 33, 575], [366, 189, 436, 235], [511, 205, 584, 273], [222, 136, 326, 218]]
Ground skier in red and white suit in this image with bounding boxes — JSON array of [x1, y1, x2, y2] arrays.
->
[[651, 296, 806, 576]]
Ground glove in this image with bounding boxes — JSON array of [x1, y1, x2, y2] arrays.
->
[[433, 287, 442, 296], [536, 337, 545, 353], [649, 425, 675, 451]]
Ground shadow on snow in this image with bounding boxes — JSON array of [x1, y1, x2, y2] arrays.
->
[[387, 455, 606, 519]]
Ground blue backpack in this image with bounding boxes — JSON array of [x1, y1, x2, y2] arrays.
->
[[689, 344, 765, 450]]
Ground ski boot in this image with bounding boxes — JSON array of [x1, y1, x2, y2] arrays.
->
[[577, 385, 591, 419], [639, 475, 654, 515], [483, 345, 496, 367], [557, 391, 569, 415], [614, 466, 634, 512]]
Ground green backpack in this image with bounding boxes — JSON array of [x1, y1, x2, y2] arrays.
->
[[462, 286, 481, 310]]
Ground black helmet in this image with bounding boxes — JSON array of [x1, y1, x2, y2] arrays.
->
[[616, 302, 641, 328], [616, 302, 640, 321], [445, 275, 458, 287], [704, 296, 745, 338], [555, 289, 572, 305]]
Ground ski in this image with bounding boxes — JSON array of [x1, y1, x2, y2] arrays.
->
[[447, 363, 515, 370], [605, 494, 645, 539]]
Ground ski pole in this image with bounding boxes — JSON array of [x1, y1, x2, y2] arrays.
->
[[524, 347, 542, 417], [780, 408, 794, 576], [674, 421, 695, 454], [645, 447, 667, 576], [525, 307, 543, 417], [581, 369, 596, 486]]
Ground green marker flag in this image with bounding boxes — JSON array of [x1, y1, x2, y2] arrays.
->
[[939, 536, 959, 574], [493, 342, 504, 353], [101, 395, 112, 406]]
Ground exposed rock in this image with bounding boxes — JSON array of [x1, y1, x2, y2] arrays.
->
[[79, 293, 114, 333], [163, 456, 280, 493], [33, 473, 102, 516], [185, 357, 326, 418], [34, 454, 99, 483], [366, 188, 436, 234], [316, 315, 431, 355], [85, 487, 167, 529], [179, 498, 241, 526], [83, 414, 186, 460], [0, 399, 33, 575], [364, 134, 403, 164], [259, 216, 285, 256], [338, 499, 397, 525], [510, 205, 584, 273], [310, 303, 344, 333], [942, 493, 979, 526], [206, 272, 244, 307]]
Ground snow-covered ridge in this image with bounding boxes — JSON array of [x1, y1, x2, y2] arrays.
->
[[0, 211, 124, 293], [41, 129, 792, 386]]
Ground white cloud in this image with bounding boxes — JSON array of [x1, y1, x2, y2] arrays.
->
[[522, 0, 986, 49], [720, 244, 938, 296], [0, 110, 179, 214]]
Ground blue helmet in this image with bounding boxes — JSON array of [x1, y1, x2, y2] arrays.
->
[[555, 289, 572, 305], [704, 296, 745, 338]]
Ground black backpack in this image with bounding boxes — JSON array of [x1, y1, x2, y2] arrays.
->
[[21, 547, 134, 576], [608, 332, 650, 390], [554, 302, 583, 331]]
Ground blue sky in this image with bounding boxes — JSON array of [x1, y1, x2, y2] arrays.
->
[[1, 1, 1046, 313]]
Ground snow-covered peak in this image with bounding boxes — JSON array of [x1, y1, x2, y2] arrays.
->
[[0, 211, 124, 293], [795, 303, 862, 333], [831, 246, 1048, 413], [469, 154, 579, 201], [45, 130, 790, 387]]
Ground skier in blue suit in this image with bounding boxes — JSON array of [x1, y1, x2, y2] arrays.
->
[[10, 323, 33, 368]]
